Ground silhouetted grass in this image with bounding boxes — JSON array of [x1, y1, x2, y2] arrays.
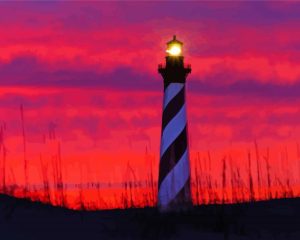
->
[[0, 123, 300, 210]]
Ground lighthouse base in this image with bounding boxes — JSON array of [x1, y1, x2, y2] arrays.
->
[[158, 185, 192, 213]]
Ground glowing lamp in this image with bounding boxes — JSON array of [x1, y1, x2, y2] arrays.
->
[[166, 35, 183, 56]]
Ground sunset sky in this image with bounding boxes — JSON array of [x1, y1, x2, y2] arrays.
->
[[1, 2, 300, 185]]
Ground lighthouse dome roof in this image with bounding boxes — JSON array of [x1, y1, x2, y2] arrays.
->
[[167, 35, 183, 46]]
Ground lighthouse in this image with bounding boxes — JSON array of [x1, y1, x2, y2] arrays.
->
[[158, 35, 192, 211]]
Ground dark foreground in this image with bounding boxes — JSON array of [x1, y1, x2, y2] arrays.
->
[[1, 194, 300, 239]]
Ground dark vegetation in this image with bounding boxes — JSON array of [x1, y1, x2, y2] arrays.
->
[[0, 107, 300, 239], [1, 194, 300, 240]]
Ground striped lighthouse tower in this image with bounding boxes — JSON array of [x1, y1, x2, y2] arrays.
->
[[158, 35, 192, 211]]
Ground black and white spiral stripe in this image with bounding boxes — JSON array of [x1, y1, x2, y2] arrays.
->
[[158, 82, 190, 209]]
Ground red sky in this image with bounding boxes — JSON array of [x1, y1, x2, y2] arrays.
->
[[1, 2, 300, 187]]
